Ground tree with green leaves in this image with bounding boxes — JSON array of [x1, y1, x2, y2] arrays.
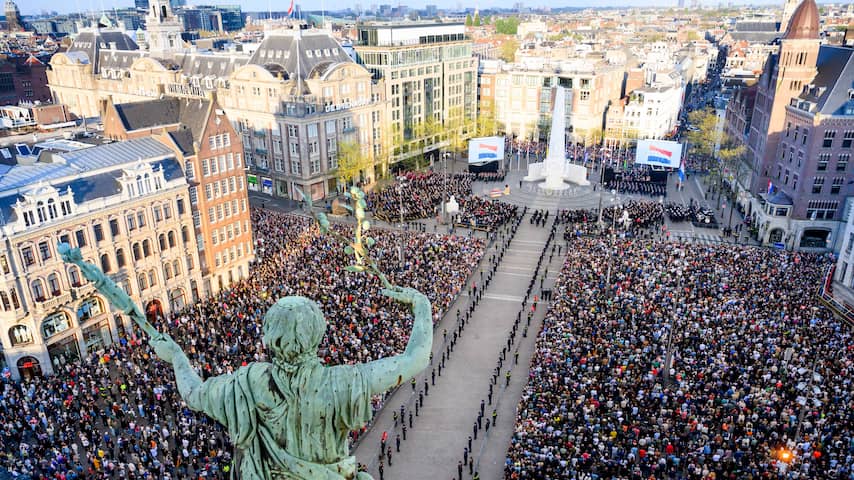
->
[[335, 139, 371, 187], [473, 12, 481, 26], [476, 110, 498, 137], [499, 39, 519, 63], [685, 108, 720, 166], [465, 14, 473, 26], [494, 16, 520, 35]]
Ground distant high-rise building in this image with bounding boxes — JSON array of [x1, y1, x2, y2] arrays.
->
[[4, 0, 21, 31]]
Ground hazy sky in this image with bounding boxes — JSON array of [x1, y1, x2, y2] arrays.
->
[[21, 0, 786, 17]]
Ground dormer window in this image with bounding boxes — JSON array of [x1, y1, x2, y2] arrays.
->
[[119, 161, 167, 199], [13, 184, 75, 230]]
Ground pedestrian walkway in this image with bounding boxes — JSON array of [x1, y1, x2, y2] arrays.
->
[[352, 213, 556, 480]]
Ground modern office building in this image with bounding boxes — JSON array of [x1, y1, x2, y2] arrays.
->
[[353, 22, 478, 164]]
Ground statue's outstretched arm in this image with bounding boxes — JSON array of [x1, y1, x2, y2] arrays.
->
[[58, 243, 204, 402], [359, 286, 433, 395]]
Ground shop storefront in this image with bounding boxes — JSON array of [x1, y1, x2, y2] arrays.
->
[[309, 181, 325, 201], [262, 177, 273, 195], [16, 356, 41, 380], [83, 321, 112, 353], [47, 334, 80, 370], [276, 179, 289, 198], [247, 174, 259, 192]]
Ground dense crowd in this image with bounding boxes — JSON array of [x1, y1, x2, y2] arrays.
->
[[454, 196, 521, 232], [506, 239, 852, 479], [557, 201, 666, 241], [0, 209, 485, 479], [368, 172, 474, 222]]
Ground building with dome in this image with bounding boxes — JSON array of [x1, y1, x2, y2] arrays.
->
[[47, 1, 388, 202], [745, 0, 854, 250]]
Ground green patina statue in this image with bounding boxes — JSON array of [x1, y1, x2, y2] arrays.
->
[[58, 193, 433, 479]]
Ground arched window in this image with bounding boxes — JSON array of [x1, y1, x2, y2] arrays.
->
[[181, 226, 189, 244], [143, 239, 152, 257], [160, 4, 167, 18], [137, 273, 148, 291], [0, 291, 9, 311], [116, 249, 126, 268], [31, 279, 45, 302], [136, 175, 144, 194], [47, 273, 61, 297], [148, 270, 157, 287], [100, 254, 111, 273], [159, 234, 167, 251], [77, 297, 104, 323], [9, 324, 33, 346], [132, 243, 142, 261], [164, 263, 173, 280], [68, 265, 82, 287], [42, 312, 72, 339], [144, 173, 152, 193], [172, 259, 180, 276], [47, 198, 58, 219], [167, 231, 176, 248]]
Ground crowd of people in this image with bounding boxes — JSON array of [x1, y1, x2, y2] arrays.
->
[[605, 179, 668, 198], [454, 196, 521, 232], [556, 201, 666, 241], [0, 209, 486, 479], [368, 172, 474, 222], [506, 238, 851, 479]]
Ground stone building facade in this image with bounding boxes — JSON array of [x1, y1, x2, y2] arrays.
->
[[0, 138, 202, 379]]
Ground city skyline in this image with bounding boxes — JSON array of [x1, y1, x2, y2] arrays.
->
[[16, 0, 798, 17]]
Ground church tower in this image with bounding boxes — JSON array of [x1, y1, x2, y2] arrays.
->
[[780, 0, 800, 33], [146, 0, 184, 56], [750, 0, 821, 195]]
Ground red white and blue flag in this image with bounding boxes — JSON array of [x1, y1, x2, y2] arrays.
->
[[287, 0, 295, 17]]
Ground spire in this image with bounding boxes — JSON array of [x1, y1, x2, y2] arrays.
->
[[783, 0, 820, 40]]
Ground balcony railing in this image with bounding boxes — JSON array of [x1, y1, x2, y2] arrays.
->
[[33, 292, 73, 315]]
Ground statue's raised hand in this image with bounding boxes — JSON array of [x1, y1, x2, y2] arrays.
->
[[150, 333, 184, 365], [381, 286, 425, 305]]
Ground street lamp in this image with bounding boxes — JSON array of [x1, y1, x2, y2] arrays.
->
[[663, 256, 683, 387], [397, 176, 407, 269], [441, 152, 452, 223]]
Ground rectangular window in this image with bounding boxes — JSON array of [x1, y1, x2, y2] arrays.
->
[[307, 123, 318, 138], [832, 177, 844, 194], [177, 198, 185, 215], [21, 247, 35, 266], [93, 224, 104, 242], [38, 241, 51, 261], [185, 161, 195, 180], [205, 184, 213, 200], [0, 254, 8, 274], [127, 214, 136, 231], [137, 212, 145, 228], [818, 154, 830, 171], [823, 130, 836, 148], [109, 219, 120, 237], [153, 206, 162, 222], [202, 159, 210, 176], [208, 207, 215, 224], [209, 136, 216, 150], [164, 204, 172, 219], [843, 131, 854, 149], [812, 177, 825, 194], [75, 229, 87, 247], [210, 157, 218, 175]]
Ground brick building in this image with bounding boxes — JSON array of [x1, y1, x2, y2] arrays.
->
[[102, 96, 254, 296]]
